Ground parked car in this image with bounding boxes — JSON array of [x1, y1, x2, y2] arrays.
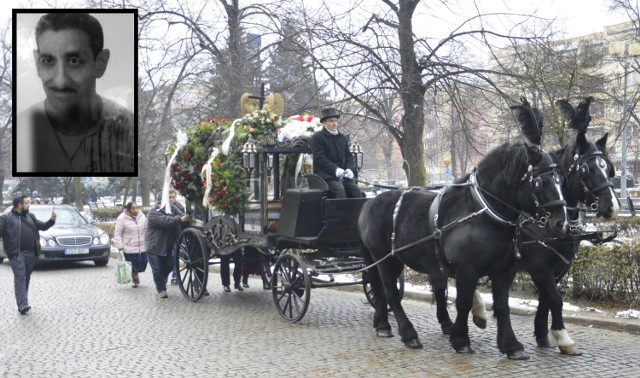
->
[[0, 204, 111, 266]]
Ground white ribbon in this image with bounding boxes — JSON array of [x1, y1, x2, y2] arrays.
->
[[295, 153, 312, 182], [161, 131, 188, 214], [221, 119, 240, 156], [201, 147, 221, 208]]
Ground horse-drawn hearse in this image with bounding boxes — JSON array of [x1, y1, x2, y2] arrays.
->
[[168, 93, 619, 360], [168, 93, 403, 324]]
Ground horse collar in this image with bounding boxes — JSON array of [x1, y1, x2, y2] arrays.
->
[[469, 171, 517, 227]]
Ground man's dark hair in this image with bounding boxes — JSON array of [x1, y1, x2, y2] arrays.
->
[[169, 189, 177, 196], [35, 13, 104, 59], [12, 194, 27, 209]]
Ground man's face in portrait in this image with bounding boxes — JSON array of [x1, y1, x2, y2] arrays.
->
[[169, 192, 177, 203], [34, 28, 109, 113]]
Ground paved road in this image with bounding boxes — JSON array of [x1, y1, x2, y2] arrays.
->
[[1, 259, 639, 377]]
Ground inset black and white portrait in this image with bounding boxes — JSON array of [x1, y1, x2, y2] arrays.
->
[[13, 9, 137, 176]]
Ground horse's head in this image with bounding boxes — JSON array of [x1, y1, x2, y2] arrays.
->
[[511, 144, 568, 236], [555, 96, 620, 220], [507, 97, 568, 235], [561, 132, 620, 220]]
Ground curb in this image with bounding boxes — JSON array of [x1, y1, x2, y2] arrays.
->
[[332, 280, 640, 335]]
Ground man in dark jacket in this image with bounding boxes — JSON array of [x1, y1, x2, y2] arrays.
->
[[0, 194, 56, 314], [145, 200, 191, 298], [310, 108, 361, 198]]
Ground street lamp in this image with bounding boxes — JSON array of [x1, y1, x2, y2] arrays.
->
[[350, 140, 364, 171], [241, 138, 257, 171]]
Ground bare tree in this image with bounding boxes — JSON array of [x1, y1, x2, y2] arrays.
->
[[0, 21, 11, 205], [275, 1, 554, 186]]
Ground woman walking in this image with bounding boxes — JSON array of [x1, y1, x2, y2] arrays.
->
[[115, 202, 148, 287]]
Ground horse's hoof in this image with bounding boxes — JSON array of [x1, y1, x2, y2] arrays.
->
[[507, 350, 530, 360], [559, 345, 583, 356], [441, 324, 452, 335], [472, 314, 487, 329], [536, 338, 552, 348], [456, 345, 474, 354], [404, 339, 423, 349], [376, 329, 393, 338]]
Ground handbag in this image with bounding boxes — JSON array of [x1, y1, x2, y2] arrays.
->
[[115, 251, 132, 284]]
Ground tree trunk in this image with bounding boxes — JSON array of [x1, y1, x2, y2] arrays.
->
[[122, 177, 132, 209], [397, 1, 426, 186], [73, 177, 83, 211], [140, 174, 150, 207]]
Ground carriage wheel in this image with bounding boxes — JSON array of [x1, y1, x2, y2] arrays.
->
[[363, 269, 405, 311], [271, 254, 311, 323], [176, 228, 209, 302]]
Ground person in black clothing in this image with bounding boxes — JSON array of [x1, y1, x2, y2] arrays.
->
[[0, 194, 56, 314], [220, 249, 243, 292], [310, 108, 361, 198], [168, 189, 184, 285]]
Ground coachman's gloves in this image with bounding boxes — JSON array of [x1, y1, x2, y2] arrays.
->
[[335, 167, 345, 178], [344, 169, 354, 179]]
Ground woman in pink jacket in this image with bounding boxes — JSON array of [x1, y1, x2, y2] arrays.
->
[[115, 202, 148, 288]]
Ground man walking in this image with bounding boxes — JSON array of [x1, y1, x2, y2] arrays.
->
[[145, 197, 190, 298], [0, 194, 56, 314]]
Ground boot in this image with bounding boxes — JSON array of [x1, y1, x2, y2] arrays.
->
[[242, 276, 249, 288], [234, 282, 244, 292]]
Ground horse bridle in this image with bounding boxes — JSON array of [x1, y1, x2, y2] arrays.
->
[[471, 159, 566, 228], [567, 150, 614, 212], [518, 162, 567, 227]]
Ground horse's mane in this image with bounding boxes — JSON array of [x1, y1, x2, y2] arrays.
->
[[483, 142, 553, 189]]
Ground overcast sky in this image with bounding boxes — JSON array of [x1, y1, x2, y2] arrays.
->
[[1, 0, 631, 37]]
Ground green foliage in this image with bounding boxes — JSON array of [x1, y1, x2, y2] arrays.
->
[[569, 238, 640, 307], [202, 153, 247, 215], [93, 208, 123, 222], [96, 222, 116, 241]]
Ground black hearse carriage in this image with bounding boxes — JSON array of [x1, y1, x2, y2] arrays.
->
[[174, 117, 404, 323]]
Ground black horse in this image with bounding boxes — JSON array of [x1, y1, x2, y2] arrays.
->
[[461, 97, 619, 356], [359, 141, 568, 359], [519, 98, 620, 354]]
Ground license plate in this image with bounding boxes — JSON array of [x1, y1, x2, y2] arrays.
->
[[65, 248, 90, 255]]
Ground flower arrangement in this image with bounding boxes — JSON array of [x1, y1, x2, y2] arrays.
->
[[234, 109, 283, 145], [201, 153, 246, 214], [169, 118, 230, 203], [278, 114, 322, 143]]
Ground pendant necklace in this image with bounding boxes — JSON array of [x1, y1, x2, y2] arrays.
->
[[49, 98, 102, 172]]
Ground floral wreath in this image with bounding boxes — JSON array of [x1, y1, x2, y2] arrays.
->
[[234, 109, 282, 145], [169, 118, 228, 204]]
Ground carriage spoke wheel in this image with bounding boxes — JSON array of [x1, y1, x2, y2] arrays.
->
[[363, 269, 405, 311], [177, 228, 209, 302], [271, 254, 311, 323]]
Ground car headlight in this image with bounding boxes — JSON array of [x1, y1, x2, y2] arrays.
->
[[93, 237, 99, 245], [40, 237, 46, 247], [99, 233, 109, 245], [47, 239, 56, 247]]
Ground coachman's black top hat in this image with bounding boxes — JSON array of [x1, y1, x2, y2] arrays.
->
[[320, 108, 341, 123]]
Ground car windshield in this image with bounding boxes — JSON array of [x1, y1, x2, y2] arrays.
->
[[29, 207, 87, 227]]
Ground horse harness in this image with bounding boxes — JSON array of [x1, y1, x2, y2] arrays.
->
[[389, 164, 566, 278]]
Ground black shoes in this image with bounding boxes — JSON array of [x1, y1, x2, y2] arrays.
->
[[19, 306, 31, 315], [234, 282, 244, 292], [223, 285, 231, 292], [242, 281, 250, 288]]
